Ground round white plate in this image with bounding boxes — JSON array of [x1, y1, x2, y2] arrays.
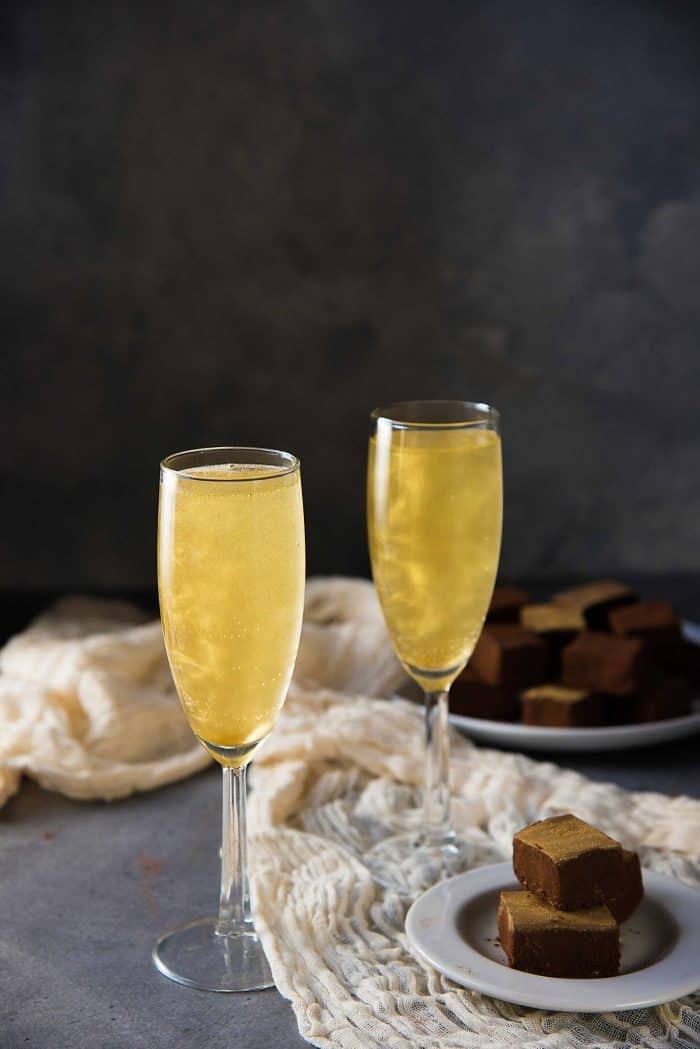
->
[[449, 621, 700, 752], [406, 862, 700, 1012]]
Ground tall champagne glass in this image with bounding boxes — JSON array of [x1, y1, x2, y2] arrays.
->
[[367, 401, 502, 893], [155, 447, 305, 991]]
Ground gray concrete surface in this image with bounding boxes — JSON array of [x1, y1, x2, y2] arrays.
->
[[0, 770, 309, 1049], [2, 737, 699, 1049]]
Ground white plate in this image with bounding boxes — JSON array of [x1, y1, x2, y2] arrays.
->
[[406, 862, 700, 1012], [449, 621, 700, 752]]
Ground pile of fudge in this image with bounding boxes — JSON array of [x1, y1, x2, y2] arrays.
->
[[498, 813, 643, 978], [452, 580, 699, 727]]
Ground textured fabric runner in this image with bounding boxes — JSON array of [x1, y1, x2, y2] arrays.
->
[[250, 683, 700, 1048], [0, 578, 402, 808], [1, 578, 699, 1046]]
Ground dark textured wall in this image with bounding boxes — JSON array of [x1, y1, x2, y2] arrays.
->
[[2, 0, 699, 587]]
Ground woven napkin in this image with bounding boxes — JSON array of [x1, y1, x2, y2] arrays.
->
[[1, 578, 699, 1047]]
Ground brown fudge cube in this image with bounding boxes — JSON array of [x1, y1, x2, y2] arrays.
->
[[520, 684, 604, 727], [513, 813, 623, 910], [609, 600, 683, 669], [487, 585, 530, 623], [470, 625, 549, 688], [680, 639, 700, 686], [609, 599, 680, 641], [450, 666, 518, 721], [606, 850, 644, 923], [605, 676, 692, 725], [497, 891, 619, 978], [562, 632, 650, 696], [521, 604, 585, 634], [520, 604, 585, 676], [552, 580, 637, 631], [635, 677, 691, 722]]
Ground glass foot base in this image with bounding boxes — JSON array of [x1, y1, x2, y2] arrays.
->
[[153, 917, 274, 992], [364, 832, 477, 897]]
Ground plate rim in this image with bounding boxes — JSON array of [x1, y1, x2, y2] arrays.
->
[[405, 861, 700, 1012], [449, 706, 700, 742]]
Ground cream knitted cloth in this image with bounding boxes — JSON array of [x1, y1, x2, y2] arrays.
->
[[1, 578, 699, 1047], [0, 578, 403, 808], [250, 685, 700, 1048]]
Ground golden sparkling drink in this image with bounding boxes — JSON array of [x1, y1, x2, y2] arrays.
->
[[158, 464, 305, 765], [368, 427, 502, 691]]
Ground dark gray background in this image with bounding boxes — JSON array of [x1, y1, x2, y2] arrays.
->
[[2, 0, 699, 588]]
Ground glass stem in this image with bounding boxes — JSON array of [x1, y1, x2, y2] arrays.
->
[[423, 688, 454, 847], [216, 764, 252, 937]]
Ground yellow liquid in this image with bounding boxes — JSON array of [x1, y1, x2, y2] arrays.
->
[[368, 427, 502, 691], [158, 463, 305, 766]]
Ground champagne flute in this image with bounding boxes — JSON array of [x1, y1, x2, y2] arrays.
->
[[366, 401, 502, 894], [154, 447, 305, 992]]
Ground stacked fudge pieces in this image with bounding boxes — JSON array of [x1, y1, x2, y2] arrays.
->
[[498, 814, 644, 978], [450, 581, 697, 727]]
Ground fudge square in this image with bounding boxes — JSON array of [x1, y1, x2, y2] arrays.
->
[[632, 677, 691, 723], [608, 599, 680, 642], [498, 890, 619, 978], [609, 599, 684, 670], [681, 639, 700, 686], [486, 585, 530, 624], [520, 603, 584, 636], [470, 625, 548, 688], [562, 631, 650, 696], [513, 813, 623, 910], [607, 850, 644, 924], [603, 679, 690, 725], [520, 603, 585, 677], [552, 580, 636, 630], [450, 666, 518, 721], [520, 684, 603, 727]]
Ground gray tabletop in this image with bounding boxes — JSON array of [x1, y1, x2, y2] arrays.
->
[[3, 732, 700, 1049]]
